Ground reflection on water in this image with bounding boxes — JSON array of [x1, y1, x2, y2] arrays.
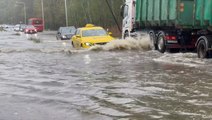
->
[[0, 32, 212, 120]]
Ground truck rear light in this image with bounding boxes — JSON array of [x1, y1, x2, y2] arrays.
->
[[165, 36, 176, 40]]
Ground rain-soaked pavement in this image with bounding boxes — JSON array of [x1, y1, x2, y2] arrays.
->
[[0, 31, 212, 120]]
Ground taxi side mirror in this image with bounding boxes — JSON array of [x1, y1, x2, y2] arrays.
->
[[76, 35, 81, 38]]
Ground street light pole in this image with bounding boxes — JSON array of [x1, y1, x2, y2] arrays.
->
[[41, 0, 45, 30], [65, 0, 68, 26], [16, 1, 26, 24]]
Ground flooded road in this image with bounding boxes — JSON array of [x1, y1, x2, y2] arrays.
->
[[0, 31, 212, 120]]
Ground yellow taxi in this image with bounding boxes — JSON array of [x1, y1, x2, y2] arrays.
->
[[71, 24, 115, 48]]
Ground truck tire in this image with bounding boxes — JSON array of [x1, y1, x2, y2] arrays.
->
[[197, 40, 208, 58], [149, 32, 157, 50], [157, 33, 166, 53]]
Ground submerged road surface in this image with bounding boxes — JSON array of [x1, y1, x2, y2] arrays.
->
[[0, 31, 212, 120]]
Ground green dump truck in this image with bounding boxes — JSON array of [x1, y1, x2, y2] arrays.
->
[[121, 0, 212, 58]]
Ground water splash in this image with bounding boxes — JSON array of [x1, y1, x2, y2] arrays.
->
[[64, 49, 89, 55], [89, 35, 151, 51]]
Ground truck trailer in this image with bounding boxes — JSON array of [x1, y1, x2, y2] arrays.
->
[[121, 0, 212, 58]]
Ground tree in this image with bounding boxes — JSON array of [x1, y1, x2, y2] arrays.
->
[[0, 0, 124, 36]]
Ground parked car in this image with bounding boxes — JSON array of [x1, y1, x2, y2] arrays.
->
[[24, 25, 37, 34], [13, 25, 20, 32], [2, 24, 15, 32], [72, 24, 114, 48], [56, 26, 76, 40], [14, 24, 27, 32]]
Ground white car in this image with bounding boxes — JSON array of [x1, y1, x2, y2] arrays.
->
[[14, 24, 27, 32]]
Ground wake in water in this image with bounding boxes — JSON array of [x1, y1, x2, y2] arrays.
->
[[26, 34, 41, 43], [153, 53, 206, 67], [12, 32, 22, 36], [0, 33, 154, 55], [89, 35, 151, 51]]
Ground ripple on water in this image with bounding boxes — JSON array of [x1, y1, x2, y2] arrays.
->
[[39, 81, 65, 87], [105, 97, 134, 105], [92, 107, 131, 117]]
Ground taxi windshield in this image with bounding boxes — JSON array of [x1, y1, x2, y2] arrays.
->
[[82, 29, 107, 37]]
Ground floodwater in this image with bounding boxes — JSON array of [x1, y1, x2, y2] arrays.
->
[[0, 31, 212, 120]]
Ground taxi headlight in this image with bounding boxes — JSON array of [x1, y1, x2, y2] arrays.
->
[[85, 42, 93, 46], [62, 35, 66, 38]]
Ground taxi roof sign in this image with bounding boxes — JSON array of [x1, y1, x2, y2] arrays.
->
[[85, 24, 95, 27]]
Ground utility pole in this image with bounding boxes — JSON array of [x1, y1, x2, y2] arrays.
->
[[16, 1, 27, 24], [65, 0, 68, 26], [41, 0, 45, 30]]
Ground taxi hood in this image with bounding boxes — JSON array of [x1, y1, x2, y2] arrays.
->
[[81, 36, 114, 44]]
